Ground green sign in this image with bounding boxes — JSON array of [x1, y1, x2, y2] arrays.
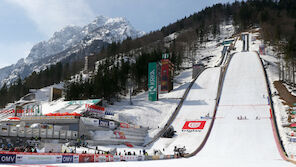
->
[[162, 53, 169, 59], [222, 40, 234, 45], [68, 99, 101, 105], [148, 62, 158, 101]]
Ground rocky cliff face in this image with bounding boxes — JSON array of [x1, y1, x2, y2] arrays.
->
[[0, 16, 144, 86]]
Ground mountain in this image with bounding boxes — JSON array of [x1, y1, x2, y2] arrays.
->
[[0, 16, 144, 86]]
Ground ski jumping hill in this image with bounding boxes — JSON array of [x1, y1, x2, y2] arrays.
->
[[64, 49, 296, 167], [192, 51, 293, 166]]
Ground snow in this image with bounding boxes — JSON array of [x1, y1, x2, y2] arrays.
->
[[194, 51, 288, 165], [91, 130, 114, 140], [251, 31, 296, 158], [55, 36, 295, 167], [5, 24, 292, 166], [148, 67, 221, 154], [108, 69, 194, 136]]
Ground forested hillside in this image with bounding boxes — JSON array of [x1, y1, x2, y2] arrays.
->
[[0, 0, 295, 108]]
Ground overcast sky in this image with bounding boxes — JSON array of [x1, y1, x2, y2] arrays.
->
[[0, 0, 237, 68]]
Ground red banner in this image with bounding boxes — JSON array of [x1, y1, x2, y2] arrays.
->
[[85, 104, 105, 111], [120, 123, 130, 128], [182, 121, 206, 130], [79, 154, 94, 163]]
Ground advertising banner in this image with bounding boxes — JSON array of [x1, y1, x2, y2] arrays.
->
[[81, 117, 97, 126], [152, 155, 160, 160], [16, 155, 61, 164], [259, 44, 265, 55], [81, 117, 111, 128], [121, 155, 139, 161], [96, 155, 106, 162], [160, 59, 173, 93], [137, 155, 144, 161], [32, 128, 40, 138], [161, 60, 169, 92], [68, 99, 101, 105], [66, 131, 72, 139], [85, 104, 111, 117], [25, 128, 32, 138], [120, 123, 130, 128], [200, 116, 212, 119], [113, 155, 121, 162], [95, 154, 113, 162], [99, 120, 109, 128], [79, 154, 94, 163], [0, 154, 16, 163], [53, 130, 59, 138], [85, 104, 105, 111], [72, 131, 78, 139], [114, 131, 126, 139], [109, 121, 116, 129], [148, 62, 158, 101], [182, 121, 206, 132], [60, 130, 67, 139], [73, 155, 79, 163], [289, 137, 296, 142], [40, 129, 47, 138], [18, 127, 25, 137], [162, 53, 169, 59], [62, 155, 73, 163], [47, 128, 53, 138], [1, 126, 9, 136], [9, 126, 17, 136]]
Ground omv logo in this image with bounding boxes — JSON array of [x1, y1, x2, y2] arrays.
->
[[0, 154, 16, 163], [62, 155, 73, 163]]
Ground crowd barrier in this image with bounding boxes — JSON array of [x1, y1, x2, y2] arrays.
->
[[0, 151, 179, 164]]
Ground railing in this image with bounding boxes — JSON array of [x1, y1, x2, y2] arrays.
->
[[255, 51, 289, 161], [144, 67, 206, 147], [184, 52, 234, 158]]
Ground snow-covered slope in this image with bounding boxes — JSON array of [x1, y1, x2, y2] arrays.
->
[[0, 16, 144, 86], [192, 51, 291, 166], [150, 67, 221, 154], [60, 43, 295, 167]]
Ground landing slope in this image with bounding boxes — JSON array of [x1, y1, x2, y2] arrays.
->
[[195, 51, 292, 166], [150, 67, 221, 154]]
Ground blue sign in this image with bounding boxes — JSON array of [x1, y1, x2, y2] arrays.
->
[[62, 155, 73, 163], [200, 116, 212, 119], [0, 154, 16, 163], [99, 120, 109, 127], [290, 138, 296, 142]]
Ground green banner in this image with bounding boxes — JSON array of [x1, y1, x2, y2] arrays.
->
[[148, 62, 158, 101], [68, 99, 101, 105], [162, 53, 169, 59]]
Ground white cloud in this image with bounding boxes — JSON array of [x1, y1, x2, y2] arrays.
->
[[0, 42, 33, 68], [6, 0, 95, 37]]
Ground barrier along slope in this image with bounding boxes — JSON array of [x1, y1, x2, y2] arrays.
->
[[255, 51, 291, 161], [145, 38, 237, 149], [184, 51, 234, 157], [144, 68, 205, 147]]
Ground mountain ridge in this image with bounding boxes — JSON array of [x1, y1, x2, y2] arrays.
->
[[0, 16, 144, 86]]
